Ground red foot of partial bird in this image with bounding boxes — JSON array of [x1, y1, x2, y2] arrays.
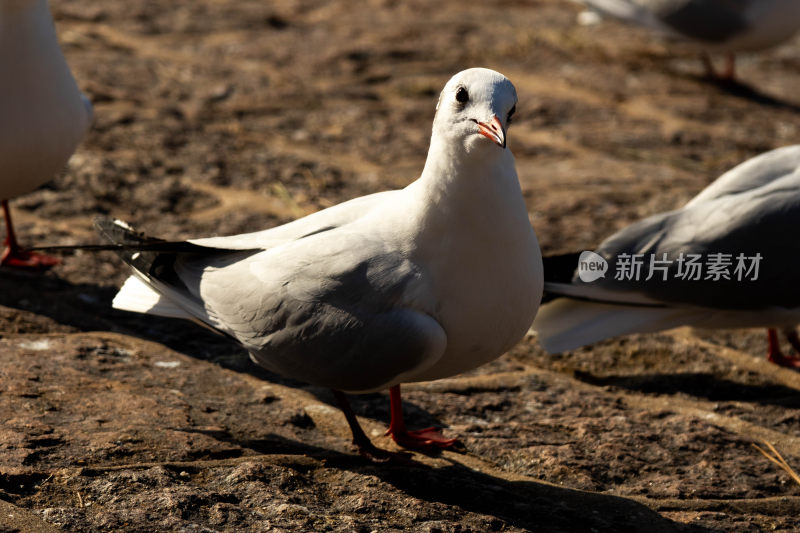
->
[[385, 385, 458, 451], [766, 329, 800, 369], [1, 245, 60, 270], [2, 199, 59, 270]]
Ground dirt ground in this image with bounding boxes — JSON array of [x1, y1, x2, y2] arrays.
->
[[3, 0, 800, 531]]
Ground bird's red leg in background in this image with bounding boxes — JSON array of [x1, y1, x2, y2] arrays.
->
[[385, 384, 457, 450], [766, 328, 800, 369], [1, 199, 59, 269], [700, 52, 736, 82], [721, 53, 736, 81]]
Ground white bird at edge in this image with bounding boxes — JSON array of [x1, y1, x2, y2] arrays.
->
[[92, 68, 543, 460], [533, 145, 800, 369], [1, 0, 92, 268], [577, 0, 800, 80]]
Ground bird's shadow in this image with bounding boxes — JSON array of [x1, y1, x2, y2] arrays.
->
[[623, 50, 800, 112], [169, 428, 717, 533], [574, 370, 800, 407], [692, 75, 800, 113]]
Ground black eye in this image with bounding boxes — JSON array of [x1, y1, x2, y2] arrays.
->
[[455, 86, 469, 104], [507, 104, 516, 124]]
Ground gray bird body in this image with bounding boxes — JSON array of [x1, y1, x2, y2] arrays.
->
[[580, 0, 800, 52], [534, 145, 800, 353]]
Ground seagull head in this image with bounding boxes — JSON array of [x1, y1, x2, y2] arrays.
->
[[432, 68, 517, 154]]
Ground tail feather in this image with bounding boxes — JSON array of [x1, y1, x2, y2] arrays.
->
[[532, 298, 705, 353], [93, 216, 257, 292], [537, 251, 703, 353], [93, 217, 232, 273], [93, 218, 210, 315], [93, 217, 256, 338], [112, 275, 192, 319]]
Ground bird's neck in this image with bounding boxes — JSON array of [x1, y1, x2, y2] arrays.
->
[[412, 135, 520, 214], [406, 134, 528, 251]]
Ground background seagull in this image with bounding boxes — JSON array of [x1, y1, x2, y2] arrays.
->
[[578, 0, 800, 80], [92, 68, 542, 459], [1, 0, 92, 268], [533, 145, 800, 368]]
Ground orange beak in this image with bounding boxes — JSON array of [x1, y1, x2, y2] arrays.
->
[[476, 115, 506, 148]]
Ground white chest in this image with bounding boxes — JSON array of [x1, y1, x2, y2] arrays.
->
[[404, 168, 544, 381]]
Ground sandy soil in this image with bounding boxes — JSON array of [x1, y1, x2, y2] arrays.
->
[[3, 0, 800, 531]]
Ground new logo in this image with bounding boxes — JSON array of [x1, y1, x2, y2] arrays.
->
[[578, 251, 608, 282]]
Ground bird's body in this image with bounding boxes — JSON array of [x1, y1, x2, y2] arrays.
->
[[105, 68, 542, 456], [534, 145, 800, 366], [579, 0, 800, 78], [0, 0, 91, 267]]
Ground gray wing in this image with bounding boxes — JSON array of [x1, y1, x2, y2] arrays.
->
[[189, 190, 397, 250], [177, 230, 446, 393], [588, 168, 800, 309], [686, 145, 800, 207], [651, 0, 752, 43]]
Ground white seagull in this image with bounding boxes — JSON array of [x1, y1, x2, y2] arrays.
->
[[534, 145, 800, 368], [1, 0, 92, 268], [578, 0, 800, 80], [97, 68, 543, 459]]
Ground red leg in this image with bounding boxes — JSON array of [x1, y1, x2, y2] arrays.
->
[[766, 328, 800, 369], [721, 53, 736, 81], [385, 384, 458, 450], [700, 52, 736, 82], [1, 199, 59, 270], [331, 389, 407, 462]]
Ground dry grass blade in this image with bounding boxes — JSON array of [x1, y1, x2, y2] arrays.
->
[[752, 440, 800, 487]]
